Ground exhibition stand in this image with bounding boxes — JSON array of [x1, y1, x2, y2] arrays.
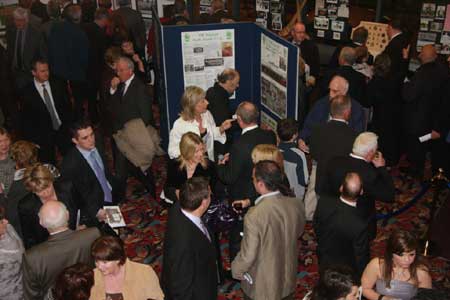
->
[[154, 15, 300, 149]]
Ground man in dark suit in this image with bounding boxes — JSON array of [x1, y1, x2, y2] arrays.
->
[[290, 22, 320, 81], [60, 119, 123, 228], [402, 45, 448, 179], [319, 47, 368, 107], [323, 132, 395, 240], [22, 201, 100, 300], [162, 177, 218, 300], [206, 0, 233, 23], [313, 172, 369, 277], [82, 8, 110, 124], [116, 0, 146, 56], [21, 59, 73, 164], [109, 56, 155, 197], [217, 101, 276, 259], [48, 4, 89, 119], [329, 26, 374, 68], [6, 7, 44, 90], [310, 95, 357, 196], [383, 19, 409, 82], [205, 68, 240, 158]]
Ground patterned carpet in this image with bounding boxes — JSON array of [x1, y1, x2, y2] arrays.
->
[[116, 154, 450, 299]]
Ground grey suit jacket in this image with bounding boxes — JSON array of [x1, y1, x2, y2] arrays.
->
[[232, 193, 306, 300], [22, 228, 100, 300]]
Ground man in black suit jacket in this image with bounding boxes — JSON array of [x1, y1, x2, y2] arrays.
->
[[319, 47, 368, 107], [6, 7, 44, 90], [383, 20, 409, 82], [309, 95, 357, 195], [291, 22, 320, 80], [109, 56, 155, 197], [217, 101, 276, 259], [22, 201, 100, 300], [402, 45, 449, 179], [116, 0, 146, 55], [82, 8, 110, 124], [60, 119, 123, 228], [313, 172, 369, 277], [206, 68, 240, 158], [162, 177, 218, 300], [21, 59, 73, 164], [323, 132, 395, 240]]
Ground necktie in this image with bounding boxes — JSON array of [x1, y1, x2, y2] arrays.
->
[[16, 30, 23, 70], [41, 84, 61, 130], [117, 82, 125, 100], [90, 151, 113, 203], [200, 221, 211, 242]]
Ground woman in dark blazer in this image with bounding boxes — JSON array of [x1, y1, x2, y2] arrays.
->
[[18, 163, 77, 249], [163, 132, 217, 204]]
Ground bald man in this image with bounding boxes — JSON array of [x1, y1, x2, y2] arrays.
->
[[290, 22, 320, 79], [313, 172, 369, 277], [402, 44, 449, 179], [22, 201, 100, 300]]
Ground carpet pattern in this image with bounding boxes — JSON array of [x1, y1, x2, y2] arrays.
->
[[116, 154, 450, 299]]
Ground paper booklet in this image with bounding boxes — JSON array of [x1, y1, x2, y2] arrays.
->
[[104, 206, 126, 228]]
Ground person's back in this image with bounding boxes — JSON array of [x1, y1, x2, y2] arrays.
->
[[23, 227, 100, 300]]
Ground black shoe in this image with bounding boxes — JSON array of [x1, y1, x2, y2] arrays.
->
[[144, 170, 157, 199]]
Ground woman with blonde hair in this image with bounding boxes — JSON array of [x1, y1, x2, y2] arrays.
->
[[163, 132, 216, 204], [361, 229, 432, 300], [18, 163, 76, 248], [251, 144, 284, 170], [168, 86, 234, 161]]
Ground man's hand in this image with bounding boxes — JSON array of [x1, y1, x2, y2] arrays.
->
[[431, 130, 441, 140], [76, 224, 87, 231], [218, 153, 230, 165], [219, 119, 234, 134], [111, 77, 120, 90], [96, 209, 107, 222], [0, 219, 8, 239], [372, 151, 386, 168], [402, 45, 410, 60], [231, 199, 251, 213], [298, 139, 309, 153]]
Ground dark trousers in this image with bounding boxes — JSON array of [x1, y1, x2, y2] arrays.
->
[[85, 80, 100, 124], [38, 128, 72, 164], [406, 134, 427, 179], [69, 80, 87, 120], [229, 218, 244, 261]]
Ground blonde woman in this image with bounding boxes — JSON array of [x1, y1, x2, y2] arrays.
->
[[18, 163, 76, 248], [163, 132, 216, 203], [168, 86, 234, 161], [251, 144, 284, 169]]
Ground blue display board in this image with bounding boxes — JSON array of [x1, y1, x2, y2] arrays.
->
[[157, 21, 299, 149]]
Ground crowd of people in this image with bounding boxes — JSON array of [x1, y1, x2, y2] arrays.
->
[[0, 0, 448, 299]]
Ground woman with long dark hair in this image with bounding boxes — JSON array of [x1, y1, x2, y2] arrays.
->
[[361, 230, 432, 300]]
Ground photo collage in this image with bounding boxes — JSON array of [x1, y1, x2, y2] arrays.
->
[[255, 0, 285, 31], [314, 0, 349, 41], [418, 2, 450, 54]]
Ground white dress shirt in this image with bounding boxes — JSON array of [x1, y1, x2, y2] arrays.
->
[[168, 110, 226, 161], [181, 208, 210, 241], [255, 191, 280, 205], [241, 124, 258, 135], [340, 196, 357, 207], [34, 79, 62, 125], [110, 74, 135, 95]]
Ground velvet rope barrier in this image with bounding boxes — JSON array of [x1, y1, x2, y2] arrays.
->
[[376, 183, 431, 220]]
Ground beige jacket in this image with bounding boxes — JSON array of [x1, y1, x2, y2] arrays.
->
[[90, 259, 164, 300], [113, 118, 164, 172], [231, 192, 306, 300]]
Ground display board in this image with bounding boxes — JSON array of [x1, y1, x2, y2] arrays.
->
[[0, 0, 18, 46], [352, 21, 389, 57], [418, 2, 450, 54], [157, 22, 299, 149], [181, 29, 235, 91], [255, 0, 285, 32], [313, 0, 350, 41]]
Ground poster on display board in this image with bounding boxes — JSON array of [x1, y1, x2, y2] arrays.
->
[[181, 29, 235, 93], [255, 0, 284, 32], [261, 111, 278, 132], [136, 0, 154, 18], [0, 0, 18, 45], [260, 33, 288, 119], [417, 2, 450, 55], [314, 0, 349, 41]]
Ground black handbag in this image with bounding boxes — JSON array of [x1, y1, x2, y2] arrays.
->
[[202, 200, 237, 233]]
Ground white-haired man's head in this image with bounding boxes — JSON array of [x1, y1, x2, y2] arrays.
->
[[329, 76, 349, 98], [39, 201, 69, 233], [352, 132, 378, 161]]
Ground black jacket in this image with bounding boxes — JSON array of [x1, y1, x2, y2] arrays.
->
[[217, 127, 276, 201], [205, 82, 232, 125], [314, 196, 370, 277], [162, 203, 218, 300], [309, 120, 357, 194], [293, 39, 320, 78]]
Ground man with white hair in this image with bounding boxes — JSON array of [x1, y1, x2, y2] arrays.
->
[[322, 132, 395, 240], [22, 201, 100, 300], [6, 7, 44, 90]]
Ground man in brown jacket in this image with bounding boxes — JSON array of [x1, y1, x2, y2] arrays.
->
[[231, 160, 306, 300]]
